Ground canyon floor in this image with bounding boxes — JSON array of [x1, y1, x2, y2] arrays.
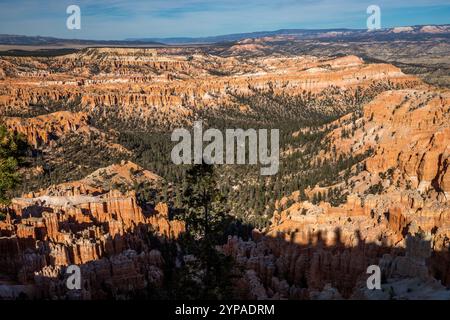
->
[[0, 37, 449, 300]]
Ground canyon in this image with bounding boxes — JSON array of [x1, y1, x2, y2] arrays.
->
[[0, 44, 449, 300], [0, 49, 419, 130]]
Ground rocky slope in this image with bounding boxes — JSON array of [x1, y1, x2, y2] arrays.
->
[[5, 111, 91, 148], [0, 49, 419, 130], [220, 87, 450, 299]]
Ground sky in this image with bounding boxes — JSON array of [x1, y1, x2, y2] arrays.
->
[[0, 0, 449, 40]]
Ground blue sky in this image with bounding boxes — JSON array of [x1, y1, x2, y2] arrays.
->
[[0, 0, 449, 39]]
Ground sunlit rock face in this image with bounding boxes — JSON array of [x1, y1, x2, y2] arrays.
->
[[0, 49, 418, 130], [4, 111, 90, 148]]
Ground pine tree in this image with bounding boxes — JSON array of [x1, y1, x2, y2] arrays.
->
[[181, 163, 227, 242], [0, 125, 26, 219], [175, 163, 232, 299]]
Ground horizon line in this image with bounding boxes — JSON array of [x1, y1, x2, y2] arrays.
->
[[2, 23, 449, 42]]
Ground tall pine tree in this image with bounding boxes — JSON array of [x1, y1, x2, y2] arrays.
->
[[174, 163, 233, 299], [181, 163, 227, 242]]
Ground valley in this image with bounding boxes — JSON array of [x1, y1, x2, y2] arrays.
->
[[0, 34, 449, 300]]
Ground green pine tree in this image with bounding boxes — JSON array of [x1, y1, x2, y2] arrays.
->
[[181, 163, 227, 241], [0, 125, 26, 219]]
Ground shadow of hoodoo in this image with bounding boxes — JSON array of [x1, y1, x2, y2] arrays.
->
[[221, 199, 450, 300], [1, 190, 450, 300]]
